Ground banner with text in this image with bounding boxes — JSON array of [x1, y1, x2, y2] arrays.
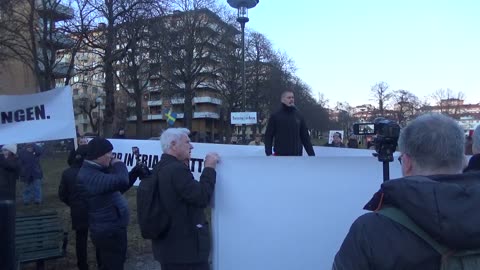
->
[[0, 86, 76, 145], [231, 112, 257, 125], [105, 138, 383, 175]]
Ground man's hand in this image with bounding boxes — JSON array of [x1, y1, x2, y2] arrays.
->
[[204, 152, 220, 169]]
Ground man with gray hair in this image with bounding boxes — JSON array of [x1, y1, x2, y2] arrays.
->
[[464, 124, 480, 172], [333, 113, 480, 269], [152, 128, 219, 270]]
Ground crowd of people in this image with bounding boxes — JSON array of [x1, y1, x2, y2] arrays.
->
[[2, 90, 480, 270]]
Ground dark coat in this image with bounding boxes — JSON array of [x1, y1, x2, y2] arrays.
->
[[333, 172, 480, 270], [264, 104, 315, 156], [0, 155, 20, 200], [347, 139, 358, 148], [464, 154, 480, 172], [18, 144, 43, 181], [58, 145, 89, 230], [76, 160, 130, 235], [152, 154, 216, 264]]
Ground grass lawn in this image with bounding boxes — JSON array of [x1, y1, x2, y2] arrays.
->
[[16, 152, 151, 270]]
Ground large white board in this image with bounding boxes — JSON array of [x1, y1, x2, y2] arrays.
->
[[212, 156, 402, 270]]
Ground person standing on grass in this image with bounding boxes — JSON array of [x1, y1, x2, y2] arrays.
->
[[59, 145, 97, 270], [18, 143, 43, 205], [0, 144, 20, 201], [152, 128, 219, 270], [76, 137, 130, 270]]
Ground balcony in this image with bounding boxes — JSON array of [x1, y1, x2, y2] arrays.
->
[[147, 100, 163, 106], [194, 112, 220, 119], [194, 96, 222, 105], [44, 32, 75, 49], [36, 0, 74, 21], [39, 62, 71, 78], [128, 114, 163, 121], [146, 97, 222, 106]]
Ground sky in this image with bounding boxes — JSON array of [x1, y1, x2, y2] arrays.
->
[[242, 0, 480, 108]]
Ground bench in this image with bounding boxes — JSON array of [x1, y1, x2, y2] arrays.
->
[[16, 212, 68, 270]]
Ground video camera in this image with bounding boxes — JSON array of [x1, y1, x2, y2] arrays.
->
[[353, 118, 401, 181]]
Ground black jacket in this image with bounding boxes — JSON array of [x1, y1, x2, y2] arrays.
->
[[76, 160, 130, 235], [0, 155, 20, 200], [58, 145, 89, 230], [152, 154, 216, 264], [464, 154, 480, 172], [264, 104, 315, 156], [333, 172, 480, 270]]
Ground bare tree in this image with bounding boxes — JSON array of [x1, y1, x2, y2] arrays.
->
[[0, 0, 76, 91], [114, 2, 166, 138], [151, 0, 233, 130], [431, 88, 465, 116], [370, 81, 392, 117], [213, 29, 242, 142], [334, 101, 354, 135], [245, 31, 275, 134], [81, 0, 152, 136], [75, 93, 102, 134], [392, 89, 420, 126]]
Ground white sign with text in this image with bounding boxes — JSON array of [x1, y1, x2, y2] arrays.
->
[[0, 86, 76, 145], [231, 112, 257, 125]]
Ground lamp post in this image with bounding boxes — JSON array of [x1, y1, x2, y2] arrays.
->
[[227, 0, 259, 144], [95, 97, 103, 136]]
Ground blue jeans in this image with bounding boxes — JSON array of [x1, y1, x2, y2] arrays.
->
[[23, 178, 42, 204]]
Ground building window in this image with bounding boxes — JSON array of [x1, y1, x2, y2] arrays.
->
[[83, 124, 88, 132]]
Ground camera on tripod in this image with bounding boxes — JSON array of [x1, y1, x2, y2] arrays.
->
[[353, 118, 401, 181]]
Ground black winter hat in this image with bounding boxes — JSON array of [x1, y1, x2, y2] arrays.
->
[[86, 137, 113, 160]]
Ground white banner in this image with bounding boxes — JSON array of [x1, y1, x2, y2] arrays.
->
[[105, 138, 383, 174], [0, 86, 76, 145], [213, 156, 403, 270], [103, 138, 404, 269], [231, 112, 257, 125]]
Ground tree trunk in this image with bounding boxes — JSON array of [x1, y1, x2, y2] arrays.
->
[[135, 94, 143, 139], [184, 82, 193, 130]]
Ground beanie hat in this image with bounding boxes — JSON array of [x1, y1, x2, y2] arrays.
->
[[1, 144, 17, 155], [86, 137, 113, 160]]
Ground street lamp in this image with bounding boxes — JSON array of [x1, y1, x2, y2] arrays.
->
[[95, 97, 103, 136], [227, 0, 259, 144]]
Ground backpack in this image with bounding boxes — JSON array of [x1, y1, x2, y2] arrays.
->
[[136, 165, 170, 239], [378, 207, 480, 270]]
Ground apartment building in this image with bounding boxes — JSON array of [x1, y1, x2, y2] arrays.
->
[[0, 0, 74, 94]]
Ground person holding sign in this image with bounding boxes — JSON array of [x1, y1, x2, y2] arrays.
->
[[264, 90, 315, 156], [333, 114, 479, 270], [151, 128, 219, 270]]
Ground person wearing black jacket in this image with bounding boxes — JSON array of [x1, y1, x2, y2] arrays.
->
[[333, 113, 480, 270], [59, 145, 92, 270], [0, 144, 20, 200], [464, 125, 480, 172], [264, 91, 315, 156], [76, 137, 136, 270], [152, 128, 219, 270]]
